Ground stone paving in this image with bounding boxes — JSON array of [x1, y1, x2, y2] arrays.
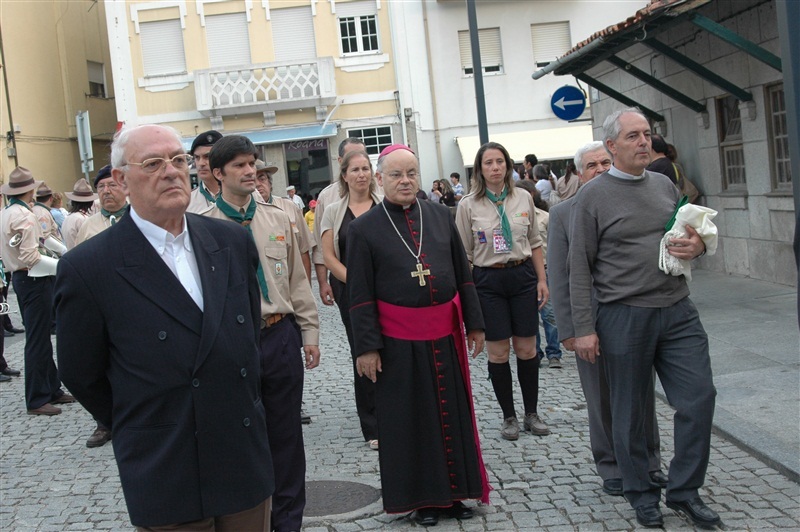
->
[[1, 278, 798, 531]]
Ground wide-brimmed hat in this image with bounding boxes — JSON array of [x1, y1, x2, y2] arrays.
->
[[190, 130, 223, 155], [255, 160, 279, 175], [1, 167, 41, 196], [36, 182, 54, 199], [65, 178, 99, 202]]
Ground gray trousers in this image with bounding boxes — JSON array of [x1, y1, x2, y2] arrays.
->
[[596, 298, 716, 508], [576, 355, 662, 481]]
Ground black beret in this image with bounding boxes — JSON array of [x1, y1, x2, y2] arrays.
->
[[190, 130, 223, 155], [93, 165, 113, 189]]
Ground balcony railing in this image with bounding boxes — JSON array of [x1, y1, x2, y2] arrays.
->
[[194, 57, 336, 117]]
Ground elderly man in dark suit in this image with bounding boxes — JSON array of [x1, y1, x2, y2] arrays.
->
[[55, 124, 274, 530]]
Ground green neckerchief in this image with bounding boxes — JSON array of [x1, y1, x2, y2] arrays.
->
[[485, 186, 512, 248], [215, 196, 270, 303], [199, 183, 217, 204], [664, 195, 690, 231], [8, 197, 31, 211], [34, 201, 51, 211], [101, 204, 128, 225]]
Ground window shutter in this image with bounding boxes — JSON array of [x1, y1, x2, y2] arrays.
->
[[531, 22, 571, 67], [458, 28, 502, 70], [272, 7, 317, 62], [87, 61, 104, 84], [206, 13, 251, 68], [336, 0, 377, 18], [140, 19, 186, 76]]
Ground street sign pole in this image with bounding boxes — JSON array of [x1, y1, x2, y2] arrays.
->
[[467, 0, 488, 145]]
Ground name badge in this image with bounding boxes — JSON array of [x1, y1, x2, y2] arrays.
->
[[275, 262, 283, 276], [493, 228, 511, 254], [477, 230, 487, 244]]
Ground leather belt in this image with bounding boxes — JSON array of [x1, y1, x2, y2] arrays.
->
[[487, 258, 528, 269], [261, 313, 286, 329]]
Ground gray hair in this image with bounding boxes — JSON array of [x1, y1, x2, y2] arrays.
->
[[601, 107, 647, 147], [574, 141, 606, 171], [110, 124, 184, 169]]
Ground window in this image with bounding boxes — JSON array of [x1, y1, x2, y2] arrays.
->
[[206, 13, 251, 68], [139, 19, 186, 76], [766, 83, 791, 191], [458, 28, 503, 76], [716, 95, 746, 189], [348, 126, 392, 156], [87, 61, 106, 98], [531, 21, 571, 67], [271, 7, 316, 62], [339, 14, 379, 54]]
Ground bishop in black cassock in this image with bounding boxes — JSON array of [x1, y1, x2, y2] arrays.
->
[[346, 190, 490, 516]]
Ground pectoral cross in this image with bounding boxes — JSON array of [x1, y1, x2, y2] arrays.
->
[[411, 262, 431, 287]]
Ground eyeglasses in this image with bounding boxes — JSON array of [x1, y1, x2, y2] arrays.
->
[[96, 182, 120, 191], [126, 154, 193, 175], [386, 171, 419, 180]]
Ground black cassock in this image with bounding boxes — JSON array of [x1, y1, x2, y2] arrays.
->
[[347, 198, 487, 513]]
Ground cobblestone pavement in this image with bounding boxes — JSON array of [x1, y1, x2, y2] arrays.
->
[[1, 279, 798, 531]]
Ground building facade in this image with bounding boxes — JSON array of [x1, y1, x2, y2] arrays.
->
[[533, 0, 796, 286], [105, 0, 402, 199], [0, 0, 118, 193]]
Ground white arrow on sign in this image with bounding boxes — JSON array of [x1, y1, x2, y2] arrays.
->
[[554, 96, 584, 110]]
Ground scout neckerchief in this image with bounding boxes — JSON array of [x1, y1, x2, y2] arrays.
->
[[485, 186, 512, 248], [8, 197, 31, 211], [215, 196, 270, 302], [101, 204, 128, 225], [34, 201, 51, 211], [199, 183, 217, 204]]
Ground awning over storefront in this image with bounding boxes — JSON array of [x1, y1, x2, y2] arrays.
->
[[181, 123, 338, 151], [455, 125, 594, 166]]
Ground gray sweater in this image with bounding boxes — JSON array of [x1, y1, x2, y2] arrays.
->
[[568, 170, 689, 337]]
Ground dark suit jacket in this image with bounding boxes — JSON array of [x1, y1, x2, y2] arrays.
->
[[55, 213, 274, 527]]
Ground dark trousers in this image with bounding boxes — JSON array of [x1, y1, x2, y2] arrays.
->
[[12, 272, 62, 409], [597, 298, 716, 508], [331, 276, 378, 441], [259, 316, 305, 532]]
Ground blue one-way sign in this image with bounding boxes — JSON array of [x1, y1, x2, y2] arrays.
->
[[550, 85, 587, 121]]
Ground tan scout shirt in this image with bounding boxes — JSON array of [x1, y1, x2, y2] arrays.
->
[[272, 196, 313, 255], [75, 212, 121, 246], [455, 189, 543, 268], [186, 183, 217, 214], [61, 211, 90, 250], [32, 203, 60, 240], [1, 203, 43, 272], [312, 182, 340, 265], [534, 206, 549, 266], [204, 197, 320, 345]]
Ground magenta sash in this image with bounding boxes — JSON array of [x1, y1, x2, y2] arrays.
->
[[377, 294, 491, 504]]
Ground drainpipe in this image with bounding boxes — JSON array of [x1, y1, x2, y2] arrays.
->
[[0, 23, 19, 166]]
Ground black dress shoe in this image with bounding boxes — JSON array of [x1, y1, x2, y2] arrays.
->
[[666, 497, 721, 528], [649, 470, 668, 488], [6, 326, 24, 334], [86, 427, 113, 448], [413, 507, 439, 526], [635, 503, 664, 528], [1, 367, 20, 376], [602, 478, 624, 496], [446, 501, 474, 519]]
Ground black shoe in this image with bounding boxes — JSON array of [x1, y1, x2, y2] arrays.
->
[[0, 374, 11, 383], [602, 478, 624, 497], [635, 503, 664, 528], [300, 410, 311, 424], [666, 497, 721, 528], [446, 501, 473, 520], [649, 470, 668, 488], [3, 330, 13, 338], [1, 367, 20, 376], [413, 507, 439, 526], [6, 326, 23, 334]]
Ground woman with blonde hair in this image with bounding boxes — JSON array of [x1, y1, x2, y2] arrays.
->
[[320, 149, 382, 450], [455, 142, 550, 441]]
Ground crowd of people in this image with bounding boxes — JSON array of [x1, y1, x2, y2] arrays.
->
[[0, 106, 720, 531]]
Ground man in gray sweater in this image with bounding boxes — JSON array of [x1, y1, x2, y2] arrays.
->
[[569, 108, 719, 529]]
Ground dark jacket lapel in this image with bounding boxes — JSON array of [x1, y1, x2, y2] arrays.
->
[[114, 214, 202, 335], [187, 214, 230, 371]]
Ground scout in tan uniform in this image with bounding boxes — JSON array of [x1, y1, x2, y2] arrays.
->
[[71, 164, 127, 448], [62, 179, 98, 250], [0, 167, 74, 415], [255, 160, 313, 283], [32, 183, 61, 241], [186, 130, 223, 214], [455, 141, 550, 441], [203, 135, 320, 532], [75, 165, 128, 247]]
